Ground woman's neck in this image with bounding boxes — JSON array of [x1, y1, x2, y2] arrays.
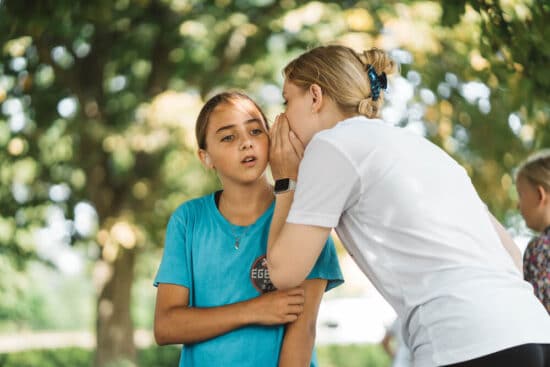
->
[[319, 100, 357, 131], [218, 180, 274, 226]]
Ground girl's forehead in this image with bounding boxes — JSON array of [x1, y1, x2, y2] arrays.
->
[[208, 100, 265, 129]]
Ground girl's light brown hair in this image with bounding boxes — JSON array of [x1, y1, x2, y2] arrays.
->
[[195, 91, 269, 150], [283, 45, 397, 118], [516, 149, 550, 191]]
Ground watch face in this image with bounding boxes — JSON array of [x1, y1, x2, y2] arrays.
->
[[274, 178, 290, 192]]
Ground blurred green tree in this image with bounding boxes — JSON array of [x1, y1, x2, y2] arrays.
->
[[0, 0, 548, 366], [0, 1, 384, 365]]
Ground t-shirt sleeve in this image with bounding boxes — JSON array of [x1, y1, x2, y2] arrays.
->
[[306, 234, 344, 291], [153, 208, 193, 290], [287, 137, 362, 228]]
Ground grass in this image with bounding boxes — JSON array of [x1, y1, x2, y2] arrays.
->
[[0, 344, 391, 367]]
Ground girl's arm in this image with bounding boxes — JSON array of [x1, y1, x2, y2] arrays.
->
[[154, 283, 305, 345], [278, 278, 327, 367]]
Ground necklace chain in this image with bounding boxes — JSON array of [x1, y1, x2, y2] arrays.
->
[[218, 192, 255, 250], [229, 224, 251, 250]]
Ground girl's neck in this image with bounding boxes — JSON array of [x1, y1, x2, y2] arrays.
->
[[218, 180, 274, 226]]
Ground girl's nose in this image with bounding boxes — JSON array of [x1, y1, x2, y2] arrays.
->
[[240, 139, 252, 150]]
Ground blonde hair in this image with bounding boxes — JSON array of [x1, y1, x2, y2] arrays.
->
[[283, 45, 397, 118], [516, 149, 550, 191], [195, 91, 269, 149]]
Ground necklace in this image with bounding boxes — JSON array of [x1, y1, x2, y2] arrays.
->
[[215, 191, 254, 249], [229, 224, 251, 250]]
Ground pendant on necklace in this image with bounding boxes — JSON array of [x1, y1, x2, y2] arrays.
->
[[235, 240, 240, 250]]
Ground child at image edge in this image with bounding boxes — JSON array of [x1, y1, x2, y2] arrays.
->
[[153, 91, 343, 366], [516, 149, 550, 314]]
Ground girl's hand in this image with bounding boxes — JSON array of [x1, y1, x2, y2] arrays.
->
[[269, 114, 304, 180], [247, 287, 305, 325]]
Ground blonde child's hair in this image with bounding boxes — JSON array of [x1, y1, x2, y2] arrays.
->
[[283, 45, 397, 119], [516, 149, 550, 191]]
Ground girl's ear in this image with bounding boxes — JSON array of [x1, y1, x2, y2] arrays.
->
[[537, 185, 548, 205], [309, 84, 323, 113], [198, 149, 214, 169]]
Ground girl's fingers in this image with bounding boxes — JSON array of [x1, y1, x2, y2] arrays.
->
[[287, 294, 305, 305], [287, 304, 304, 315]]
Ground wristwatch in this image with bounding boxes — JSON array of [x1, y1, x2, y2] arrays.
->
[[273, 178, 297, 194]]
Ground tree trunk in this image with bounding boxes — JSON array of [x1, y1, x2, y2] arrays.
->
[[94, 248, 137, 367]]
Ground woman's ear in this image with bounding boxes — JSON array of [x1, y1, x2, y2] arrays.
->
[[309, 84, 323, 113], [198, 149, 214, 169]]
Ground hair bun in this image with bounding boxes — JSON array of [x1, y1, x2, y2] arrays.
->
[[358, 98, 377, 117]]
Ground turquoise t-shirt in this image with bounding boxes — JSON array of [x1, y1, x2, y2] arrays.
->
[[154, 193, 344, 367]]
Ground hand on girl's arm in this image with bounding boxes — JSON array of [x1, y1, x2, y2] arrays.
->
[[154, 283, 305, 345], [279, 278, 327, 367]]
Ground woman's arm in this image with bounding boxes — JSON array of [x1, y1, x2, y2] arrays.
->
[[267, 116, 338, 290], [154, 283, 305, 345], [488, 212, 522, 272], [278, 278, 327, 367], [267, 191, 332, 290]]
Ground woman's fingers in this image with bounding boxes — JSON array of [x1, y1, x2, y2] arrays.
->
[[270, 114, 284, 151], [289, 130, 304, 159], [269, 113, 301, 179]]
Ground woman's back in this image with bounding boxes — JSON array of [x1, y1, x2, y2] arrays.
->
[[293, 116, 550, 366]]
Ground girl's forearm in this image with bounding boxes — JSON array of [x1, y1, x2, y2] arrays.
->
[[155, 300, 256, 345]]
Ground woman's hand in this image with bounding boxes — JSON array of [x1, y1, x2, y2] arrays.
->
[[269, 114, 305, 180], [246, 287, 305, 325]]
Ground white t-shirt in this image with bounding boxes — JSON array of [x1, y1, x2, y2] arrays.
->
[[287, 116, 550, 367]]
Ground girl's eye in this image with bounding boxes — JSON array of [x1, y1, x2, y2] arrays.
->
[[221, 135, 234, 142], [250, 129, 263, 136]]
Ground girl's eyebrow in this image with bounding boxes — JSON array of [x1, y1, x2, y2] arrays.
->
[[215, 118, 263, 134]]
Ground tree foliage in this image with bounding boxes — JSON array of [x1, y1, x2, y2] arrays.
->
[[0, 0, 548, 365]]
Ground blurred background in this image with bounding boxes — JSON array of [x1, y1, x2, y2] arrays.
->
[[0, 0, 548, 366]]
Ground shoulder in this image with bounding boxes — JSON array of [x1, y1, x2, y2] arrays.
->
[[311, 116, 410, 157], [171, 194, 214, 223]]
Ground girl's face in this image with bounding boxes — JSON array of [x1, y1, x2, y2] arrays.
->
[[200, 100, 270, 185], [516, 175, 546, 232], [282, 79, 320, 146]]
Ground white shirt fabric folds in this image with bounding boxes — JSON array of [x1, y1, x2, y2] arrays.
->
[[287, 116, 550, 367]]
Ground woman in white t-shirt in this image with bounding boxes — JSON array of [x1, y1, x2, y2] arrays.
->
[[266, 45, 550, 367]]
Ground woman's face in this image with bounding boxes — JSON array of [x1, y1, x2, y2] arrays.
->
[[282, 79, 319, 146], [201, 100, 270, 185], [516, 175, 545, 232]]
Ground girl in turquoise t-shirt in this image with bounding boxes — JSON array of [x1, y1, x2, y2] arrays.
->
[[153, 91, 343, 366]]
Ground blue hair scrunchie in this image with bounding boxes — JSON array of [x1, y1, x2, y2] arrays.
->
[[366, 64, 388, 101]]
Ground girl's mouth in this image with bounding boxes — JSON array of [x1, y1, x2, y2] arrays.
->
[[241, 156, 257, 166]]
